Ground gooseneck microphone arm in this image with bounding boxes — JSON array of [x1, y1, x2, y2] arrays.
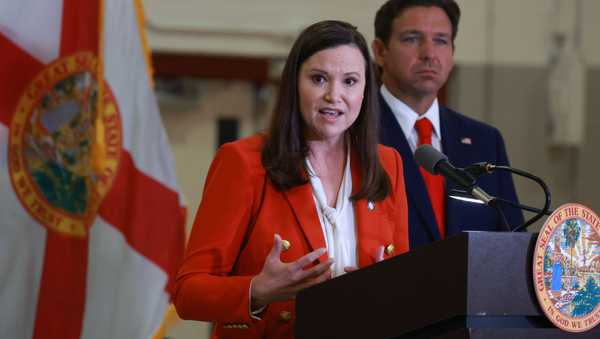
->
[[415, 145, 553, 232], [485, 196, 551, 216], [465, 163, 553, 232]]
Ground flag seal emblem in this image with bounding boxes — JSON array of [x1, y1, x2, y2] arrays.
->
[[533, 203, 600, 332], [8, 51, 122, 237]]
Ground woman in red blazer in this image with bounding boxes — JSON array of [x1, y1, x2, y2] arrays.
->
[[173, 20, 409, 339]]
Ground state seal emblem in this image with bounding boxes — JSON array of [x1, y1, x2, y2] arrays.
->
[[8, 51, 122, 237], [533, 203, 600, 332]]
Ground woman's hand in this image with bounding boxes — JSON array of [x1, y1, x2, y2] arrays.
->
[[250, 234, 333, 310], [343, 245, 384, 273]]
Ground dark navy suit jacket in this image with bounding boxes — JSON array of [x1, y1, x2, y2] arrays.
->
[[379, 95, 524, 249]]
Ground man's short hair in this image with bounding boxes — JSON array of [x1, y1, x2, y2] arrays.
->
[[375, 0, 461, 45]]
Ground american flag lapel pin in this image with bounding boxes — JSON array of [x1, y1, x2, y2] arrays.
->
[[461, 137, 472, 145]]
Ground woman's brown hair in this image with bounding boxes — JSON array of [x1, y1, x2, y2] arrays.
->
[[262, 20, 391, 201]]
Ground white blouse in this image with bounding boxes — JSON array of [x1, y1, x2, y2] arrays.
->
[[306, 153, 357, 278]]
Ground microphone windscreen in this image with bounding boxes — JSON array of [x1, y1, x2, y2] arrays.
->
[[414, 144, 447, 174]]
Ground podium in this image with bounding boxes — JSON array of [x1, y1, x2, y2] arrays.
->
[[295, 232, 600, 338]]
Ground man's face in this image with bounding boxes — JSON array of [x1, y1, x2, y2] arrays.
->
[[373, 6, 454, 101]]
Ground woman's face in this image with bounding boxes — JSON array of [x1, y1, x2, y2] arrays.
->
[[298, 44, 366, 143]]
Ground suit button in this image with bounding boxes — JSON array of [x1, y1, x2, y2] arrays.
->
[[280, 310, 292, 321], [385, 244, 395, 255], [281, 239, 291, 251]]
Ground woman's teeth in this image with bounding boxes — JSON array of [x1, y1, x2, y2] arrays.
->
[[320, 109, 341, 116]]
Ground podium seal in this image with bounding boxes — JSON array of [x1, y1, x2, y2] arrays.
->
[[533, 203, 600, 332]]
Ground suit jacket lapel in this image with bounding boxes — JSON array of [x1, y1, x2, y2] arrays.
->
[[379, 95, 441, 242], [283, 183, 327, 259], [283, 149, 390, 267], [350, 151, 373, 267], [440, 107, 461, 159], [440, 107, 470, 236], [283, 153, 373, 264]]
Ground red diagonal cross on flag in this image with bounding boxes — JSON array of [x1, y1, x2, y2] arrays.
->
[[0, 0, 186, 338]]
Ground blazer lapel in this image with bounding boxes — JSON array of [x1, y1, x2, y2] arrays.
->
[[350, 151, 372, 267], [440, 107, 471, 236], [379, 95, 441, 242], [283, 182, 327, 260]]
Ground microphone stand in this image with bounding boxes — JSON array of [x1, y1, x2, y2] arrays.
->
[[456, 164, 553, 232], [492, 165, 552, 231]]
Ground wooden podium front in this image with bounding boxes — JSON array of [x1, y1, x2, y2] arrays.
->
[[295, 232, 600, 338]]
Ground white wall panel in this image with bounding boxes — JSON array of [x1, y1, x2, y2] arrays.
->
[[582, 0, 600, 66], [144, 0, 600, 66]]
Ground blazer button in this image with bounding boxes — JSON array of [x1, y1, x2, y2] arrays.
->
[[385, 244, 395, 256], [281, 239, 291, 251], [280, 310, 292, 321]]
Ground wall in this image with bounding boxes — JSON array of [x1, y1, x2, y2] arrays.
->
[[144, 0, 600, 66], [143, 0, 382, 57]]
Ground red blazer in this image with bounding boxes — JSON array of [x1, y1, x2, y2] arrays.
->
[[173, 135, 408, 339]]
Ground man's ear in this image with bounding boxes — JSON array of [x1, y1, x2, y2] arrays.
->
[[371, 38, 386, 67]]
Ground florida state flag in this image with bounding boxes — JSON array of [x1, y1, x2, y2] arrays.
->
[[0, 0, 186, 338]]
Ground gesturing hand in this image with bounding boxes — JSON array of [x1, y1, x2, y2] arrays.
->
[[250, 234, 333, 310], [343, 245, 384, 273]]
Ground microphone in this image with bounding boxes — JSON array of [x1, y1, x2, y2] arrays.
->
[[463, 162, 495, 178], [414, 145, 495, 205]]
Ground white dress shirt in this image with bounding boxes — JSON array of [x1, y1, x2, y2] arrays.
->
[[380, 85, 442, 152], [306, 152, 357, 278]]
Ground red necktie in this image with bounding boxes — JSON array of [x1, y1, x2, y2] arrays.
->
[[415, 118, 446, 239]]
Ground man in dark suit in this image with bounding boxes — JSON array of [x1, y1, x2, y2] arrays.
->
[[372, 0, 524, 249]]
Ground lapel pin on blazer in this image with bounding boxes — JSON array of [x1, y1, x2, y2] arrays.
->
[[461, 137, 472, 145]]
